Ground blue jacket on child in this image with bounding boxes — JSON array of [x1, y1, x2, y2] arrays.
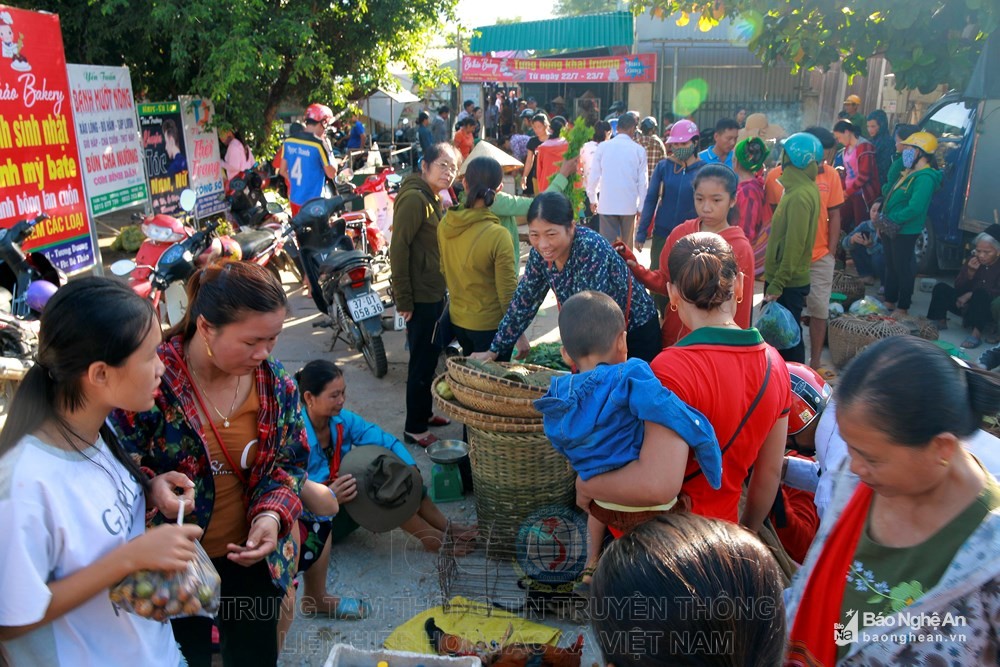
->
[[534, 358, 722, 489]]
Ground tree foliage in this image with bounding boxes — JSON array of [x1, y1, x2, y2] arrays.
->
[[14, 0, 457, 154], [554, 0, 618, 17], [632, 0, 998, 93]]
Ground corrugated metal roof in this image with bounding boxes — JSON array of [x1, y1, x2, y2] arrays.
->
[[470, 12, 634, 54]]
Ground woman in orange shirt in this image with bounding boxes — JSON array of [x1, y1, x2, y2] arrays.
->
[[616, 164, 754, 347]]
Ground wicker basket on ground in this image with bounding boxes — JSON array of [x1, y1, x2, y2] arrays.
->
[[446, 357, 553, 400], [432, 374, 543, 433], [466, 425, 575, 549], [894, 316, 940, 342], [828, 316, 910, 368], [832, 271, 867, 307]]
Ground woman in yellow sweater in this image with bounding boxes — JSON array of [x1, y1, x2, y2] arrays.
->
[[438, 156, 518, 360]]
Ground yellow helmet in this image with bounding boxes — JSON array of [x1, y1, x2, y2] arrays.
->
[[903, 131, 938, 155]]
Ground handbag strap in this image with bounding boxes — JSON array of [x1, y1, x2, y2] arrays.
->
[[684, 352, 772, 484], [168, 345, 249, 488], [325, 423, 345, 484]]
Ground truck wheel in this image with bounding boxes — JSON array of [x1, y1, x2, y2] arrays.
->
[[914, 221, 938, 275]]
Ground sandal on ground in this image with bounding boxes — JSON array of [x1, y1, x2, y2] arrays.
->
[[428, 414, 451, 427], [986, 332, 1000, 345], [301, 596, 371, 620], [816, 367, 838, 383], [961, 335, 982, 349], [404, 432, 439, 447]]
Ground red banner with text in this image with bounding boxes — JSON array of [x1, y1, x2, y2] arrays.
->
[[461, 54, 657, 83], [0, 6, 94, 273]]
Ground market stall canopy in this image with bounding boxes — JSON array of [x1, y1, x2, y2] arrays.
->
[[963, 35, 999, 102], [470, 11, 633, 53], [457, 140, 524, 176], [361, 88, 421, 130]]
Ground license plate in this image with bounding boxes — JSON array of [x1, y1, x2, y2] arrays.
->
[[347, 292, 384, 321]]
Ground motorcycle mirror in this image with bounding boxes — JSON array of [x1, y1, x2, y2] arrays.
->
[[266, 202, 284, 215], [110, 259, 137, 276], [179, 189, 197, 213], [336, 169, 354, 185]]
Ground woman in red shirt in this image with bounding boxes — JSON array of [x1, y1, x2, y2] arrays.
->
[[616, 164, 754, 347], [579, 232, 788, 531]]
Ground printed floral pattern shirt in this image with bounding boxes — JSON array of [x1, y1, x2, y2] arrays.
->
[[490, 226, 657, 356], [111, 336, 309, 592]]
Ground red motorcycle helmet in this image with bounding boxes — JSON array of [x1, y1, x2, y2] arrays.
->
[[304, 103, 333, 124], [787, 362, 832, 435]]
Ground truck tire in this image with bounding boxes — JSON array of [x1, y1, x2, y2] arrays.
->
[[914, 220, 938, 275]]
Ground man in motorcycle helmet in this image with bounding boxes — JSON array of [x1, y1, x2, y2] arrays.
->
[[785, 361, 833, 454], [279, 103, 339, 215]]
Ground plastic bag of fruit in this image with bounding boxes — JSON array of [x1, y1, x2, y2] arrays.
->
[[109, 501, 221, 620]]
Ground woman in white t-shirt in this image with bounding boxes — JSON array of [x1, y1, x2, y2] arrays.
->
[[0, 277, 202, 667]]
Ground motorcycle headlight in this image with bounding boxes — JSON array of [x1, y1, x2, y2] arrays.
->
[[142, 222, 185, 243]]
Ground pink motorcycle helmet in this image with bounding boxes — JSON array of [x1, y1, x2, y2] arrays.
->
[[666, 119, 699, 144], [26, 280, 58, 312]]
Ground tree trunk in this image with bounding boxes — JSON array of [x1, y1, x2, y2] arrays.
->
[[262, 56, 296, 139]]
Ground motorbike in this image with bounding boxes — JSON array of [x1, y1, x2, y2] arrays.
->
[[333, 166, 399, 275], [112, 190, 231, 326], [226, 168, 304, 284], [291, 195, 389, 378], [0, 213, 66, 319]]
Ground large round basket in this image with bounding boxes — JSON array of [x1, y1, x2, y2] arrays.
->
[[447, 379, 540, 419], [433, 374, 544, 433], [895, 316, 940, 342], [828, 316, 910, 368], [832, 271, 866, 307], [467, 426, 575, 548], [446, 357, 553, 400]]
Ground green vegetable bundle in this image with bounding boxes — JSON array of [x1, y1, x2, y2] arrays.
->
[[525, 342, 570, 371], [560, 116, 594, 219]]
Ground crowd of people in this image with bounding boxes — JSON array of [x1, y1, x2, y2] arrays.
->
[[2, 90, 999, 667]]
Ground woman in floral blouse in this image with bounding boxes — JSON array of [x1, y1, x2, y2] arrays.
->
[[476, 191, 661, 363], [112, 261, 308, 667]]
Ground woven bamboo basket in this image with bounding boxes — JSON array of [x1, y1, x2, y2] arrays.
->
[[828, 316, 910, 368], [467, 425, 576, 547], [433, 374, 544, 433], [446, 357, 552, 399], [832, 271, 866, 306], [895, 316, 940, 342], [447, 378, 540, 419]]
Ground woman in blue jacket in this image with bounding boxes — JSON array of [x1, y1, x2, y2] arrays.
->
[[290, 360, 476, 620], [635, 119, 705, 312]]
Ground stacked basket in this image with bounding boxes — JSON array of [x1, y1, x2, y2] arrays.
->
[[433, 357, 575, 548], [828, 315, 910, 368]]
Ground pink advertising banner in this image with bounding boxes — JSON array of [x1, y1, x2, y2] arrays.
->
[[461, 54, 657, 83]]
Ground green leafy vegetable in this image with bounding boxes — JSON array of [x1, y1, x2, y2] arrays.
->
[[560, 117, 595, 218]]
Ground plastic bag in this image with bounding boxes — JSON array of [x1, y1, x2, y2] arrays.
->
[[109, 501, 221, 621], [756, 301, 801, 350], [848, 296, 889, 317]]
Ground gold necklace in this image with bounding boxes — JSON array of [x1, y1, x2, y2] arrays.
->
[[188, 358, 241, 428]]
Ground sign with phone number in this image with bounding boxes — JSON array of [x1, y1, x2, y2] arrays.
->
[[461, 54, 657, 83]]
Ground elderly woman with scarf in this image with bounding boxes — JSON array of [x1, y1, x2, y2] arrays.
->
[[732, 137, 771, 277]]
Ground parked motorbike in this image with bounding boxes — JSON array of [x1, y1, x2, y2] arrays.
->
[[333, 167, 399, 275], [226, 168, 304, 283], [0, 213, 66, 319], [112, 190, 230, 326], [291, 195, 389, 378]]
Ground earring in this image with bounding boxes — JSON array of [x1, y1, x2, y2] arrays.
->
[[737, 296, 744, 304], [669, 303, 678, 312], [203, 337, 214, 359], [940, 458, 949, 467]]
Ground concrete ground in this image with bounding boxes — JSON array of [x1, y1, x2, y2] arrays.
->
[[89, 211, 973, 665]]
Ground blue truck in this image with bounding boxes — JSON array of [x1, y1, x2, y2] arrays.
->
[[915, 38, 1000, 273]]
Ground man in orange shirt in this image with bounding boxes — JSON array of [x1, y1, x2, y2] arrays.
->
[[765, 126, 844, 373]]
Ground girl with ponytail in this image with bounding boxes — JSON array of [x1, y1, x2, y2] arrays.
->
[[437, 156, 519, 359], [0, 277, 202, 665]]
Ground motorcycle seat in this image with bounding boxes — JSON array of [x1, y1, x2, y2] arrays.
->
[[233, 230, 274, 259], [319, 249, 368, 274]]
